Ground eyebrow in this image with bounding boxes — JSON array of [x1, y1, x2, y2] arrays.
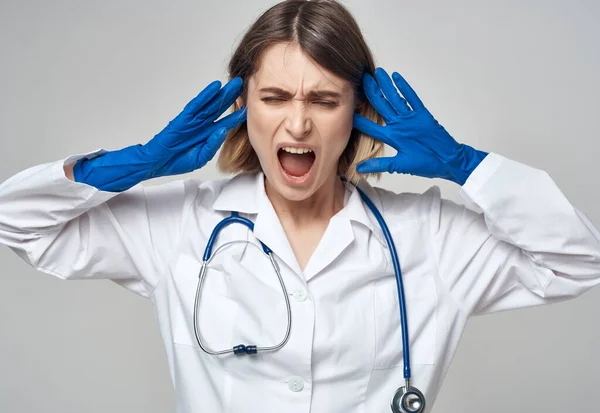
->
[[258, 87, 343, 99]]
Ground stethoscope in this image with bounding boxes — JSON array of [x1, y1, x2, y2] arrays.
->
[[192, 180, 426, 413]]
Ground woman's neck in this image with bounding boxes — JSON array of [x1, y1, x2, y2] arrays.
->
[[265, 174, 346, 228]]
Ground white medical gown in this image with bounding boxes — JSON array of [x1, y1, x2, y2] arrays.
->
[[1, 150, 599, 413]]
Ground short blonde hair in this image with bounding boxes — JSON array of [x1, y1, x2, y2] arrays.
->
[[217, 0, 384, 184]]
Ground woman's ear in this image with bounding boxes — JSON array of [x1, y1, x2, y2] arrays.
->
[[235, 96, 246, 109]]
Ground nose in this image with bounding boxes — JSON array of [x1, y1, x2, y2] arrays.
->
[[284, 101, 312, 139]]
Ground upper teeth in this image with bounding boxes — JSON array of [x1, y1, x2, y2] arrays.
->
[[282, 147, 313, 154]]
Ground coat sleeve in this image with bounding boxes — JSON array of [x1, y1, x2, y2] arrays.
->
[[427, 153, 600, 316], [0, 150, 195, 298]]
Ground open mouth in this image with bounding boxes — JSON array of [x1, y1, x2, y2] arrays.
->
[[277, 147, 316, 181]]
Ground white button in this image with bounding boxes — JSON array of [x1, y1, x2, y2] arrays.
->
[[292, 289, 308, 302], [287, 376, 304, 392]]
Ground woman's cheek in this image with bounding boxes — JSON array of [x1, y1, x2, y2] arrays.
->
[[321, 114, 354, 150], [252, 108, 280, 136], [247, 118, 277, 167]]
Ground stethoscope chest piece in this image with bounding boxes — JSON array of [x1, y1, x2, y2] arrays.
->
[[391, 383, 426, 413]]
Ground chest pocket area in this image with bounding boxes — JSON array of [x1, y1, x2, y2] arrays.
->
[[373, 269, 437, 369], [171, 253, 239, 351]]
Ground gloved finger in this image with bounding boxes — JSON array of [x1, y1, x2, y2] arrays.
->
[[191, 106, 246, 148], [362, 72, 397, 123], [214, 106, 247, 131], [196, 77, 244, 122], [353, 114, 396, 147], [374, 67, 411, 115], [391, 72, 425, 112], [356, 157, 397, 174], [182, 80, 222, 117], [196, 127, 228, 167]]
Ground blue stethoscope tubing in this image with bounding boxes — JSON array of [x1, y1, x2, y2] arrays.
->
[[194, 212, 292, 356], [194, 179, 425, 413], [352, 184, 426, 413]]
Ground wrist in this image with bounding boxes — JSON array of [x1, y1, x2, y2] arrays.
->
[[449, 144, 488, 186], [73, 145, 158, 192]]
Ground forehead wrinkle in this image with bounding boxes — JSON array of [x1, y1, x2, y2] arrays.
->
[[256, 70, 346, 99], [258, 87, 343, 101], [253, 43, 350, 99], [291, 46, 350, 97], [282, 42, 308, 96]]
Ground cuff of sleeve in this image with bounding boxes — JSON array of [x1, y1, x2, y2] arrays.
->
[[61, 148, 108, 166], [459, 152, 505, 213], [51, 149, 121, 204]]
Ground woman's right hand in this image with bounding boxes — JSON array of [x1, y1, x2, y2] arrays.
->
[[72, 78, 247, 192], [142, 77, 247, 177]]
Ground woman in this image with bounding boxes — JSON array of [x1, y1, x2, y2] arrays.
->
[[1, 1, 599, 412]]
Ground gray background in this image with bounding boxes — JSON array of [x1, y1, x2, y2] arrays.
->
[[1, 0, 599, 412]]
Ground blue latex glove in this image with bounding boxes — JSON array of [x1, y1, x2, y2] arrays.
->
[[353, 68, 487, 185], [73, 78, 247, 192]]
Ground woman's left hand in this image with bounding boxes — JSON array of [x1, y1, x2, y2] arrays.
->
[[353, 67, 488, 185]]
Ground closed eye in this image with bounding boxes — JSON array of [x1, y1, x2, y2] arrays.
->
[[262, 97, 285, 103], [261, 97, 337, 107], [315, 101, 337, 107]]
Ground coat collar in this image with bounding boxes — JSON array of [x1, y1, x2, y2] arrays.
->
[[212, 172, 265, 215], [212, 172, 387, 245], [211, 172, 389, 280]]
